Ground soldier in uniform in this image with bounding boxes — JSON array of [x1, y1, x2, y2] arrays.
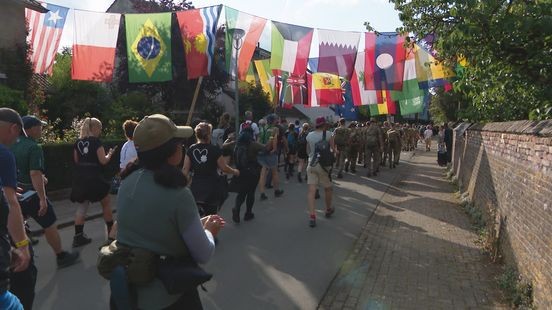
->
[[381, 121, 391, 167], [357, 122, 366, 166], [345, 122, 360, 173], [387, 123, 402, 168], [363, 119, 383, 177], [332, 118, 351, 179]]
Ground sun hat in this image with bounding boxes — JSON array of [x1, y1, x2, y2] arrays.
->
[[133, 114, 193, 152]]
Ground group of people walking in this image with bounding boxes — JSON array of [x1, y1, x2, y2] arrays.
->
[[0, 106, 451, 309]]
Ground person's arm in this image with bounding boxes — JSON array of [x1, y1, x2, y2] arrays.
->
[[217, 156, 239, 176], [73, 149, 79, 164], [181, 216, 215, 264], [3, 187, 31, 272], [29, 170, 47, 216], [97, 146, 115, 166], [182, 155, 192, 179], [329, 132, 336, 153]]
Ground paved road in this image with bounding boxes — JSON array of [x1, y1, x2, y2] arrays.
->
[[32, 158, 403, 309]]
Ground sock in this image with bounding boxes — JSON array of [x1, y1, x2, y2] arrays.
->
[[75, 225, 84, 236], [106, 221, 114, 234]]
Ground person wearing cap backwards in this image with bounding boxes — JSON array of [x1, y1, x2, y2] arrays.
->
[[117, 114, 224, 309], [305, 117, 336, 228], [0, 108, 33, 310], [10, 115, 80, 270]]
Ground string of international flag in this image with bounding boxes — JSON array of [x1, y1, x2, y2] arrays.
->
[[26, 3, 458, 117]]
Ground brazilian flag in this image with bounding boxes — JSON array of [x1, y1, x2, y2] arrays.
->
[[125, 13, 172, 83]]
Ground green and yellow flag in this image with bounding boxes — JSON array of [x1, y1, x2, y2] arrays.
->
[[125, 13, 172, 83]]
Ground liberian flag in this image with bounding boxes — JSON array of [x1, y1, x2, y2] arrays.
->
[[26, 3, 69, 74], [225, 7, 266, 80], [364, 32, 406, 90], [350, 52, 378, 106], [270, 21, 313, 76], [308, 72, 344, 107], [317, 29, 360, 80], [176, 5, 222, 79], [72, 11, 121, 82]]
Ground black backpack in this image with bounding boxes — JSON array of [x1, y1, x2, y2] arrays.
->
[[233, 143, 258, 172], [310, 131, 335, 168]]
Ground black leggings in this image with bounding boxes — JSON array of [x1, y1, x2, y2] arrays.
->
[[235, 187, 257, 214]]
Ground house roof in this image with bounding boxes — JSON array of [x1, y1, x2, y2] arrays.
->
[[11, 0, 49, 13]]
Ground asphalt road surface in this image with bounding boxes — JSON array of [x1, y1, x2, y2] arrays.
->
[[32, 168, 397, 310]]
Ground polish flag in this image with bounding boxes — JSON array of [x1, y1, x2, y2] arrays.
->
[[72, 11, 121, 82]]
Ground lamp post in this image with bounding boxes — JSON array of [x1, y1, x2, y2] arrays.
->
[[230, 28, 245, 135]]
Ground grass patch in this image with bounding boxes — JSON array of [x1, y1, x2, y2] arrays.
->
[[497, 267, 534, 309]]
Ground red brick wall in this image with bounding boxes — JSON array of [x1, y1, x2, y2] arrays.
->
[[453, 120, 552, 308]]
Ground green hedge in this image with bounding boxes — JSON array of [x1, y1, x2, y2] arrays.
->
[[42, 139, 125, 191]]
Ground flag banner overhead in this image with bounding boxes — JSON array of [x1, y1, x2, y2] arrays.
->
[[317, 29, 360, 80], [414, 42, 454, 88], [364, 32, 406, 90], [225, 7, 267, 80], [391, 48, 425, 115], [277, 71, 308, 109], [176, 5, 222, 79], [254, 59, 275, 100], [332, 81, 358, 120], [308, 72, 344, 107], [270, 21, 314, 76], [367, 89, 396, 115], [125, 13, 172, 83], [72, 11, 120, 82], [26, 3, 69, 75], [350, 52, 378, 106]]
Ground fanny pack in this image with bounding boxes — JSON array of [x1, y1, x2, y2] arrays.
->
[[157, 257, 212, 294]]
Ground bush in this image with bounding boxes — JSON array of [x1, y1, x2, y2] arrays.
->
[[42, 139, 124, 191], [497, 267, 533, 308], [0, 84, 28, 115]]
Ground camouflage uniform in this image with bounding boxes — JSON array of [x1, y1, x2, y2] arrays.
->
[[346, 126, 361, 173], [387, 126, 401, 167], [363, 123, 383, 176], [381, 123, 391, 167], [333, 125, 351, 178]]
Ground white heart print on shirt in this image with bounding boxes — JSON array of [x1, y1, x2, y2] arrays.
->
[[192, 148, 208, 164], [77, 140, 90, 155]]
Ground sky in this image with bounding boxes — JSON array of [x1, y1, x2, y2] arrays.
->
[[47, 0, 403, 56]]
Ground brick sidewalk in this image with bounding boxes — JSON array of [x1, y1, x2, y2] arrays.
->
[[319, 150, 506, 309]]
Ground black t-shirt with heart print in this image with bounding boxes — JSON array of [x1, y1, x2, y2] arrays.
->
[[74, 137, 102, 165], [186, 143, 222, 178]]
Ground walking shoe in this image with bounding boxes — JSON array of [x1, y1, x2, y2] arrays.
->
[[72, 233, 92, 248], [315, 189, 320, 199], [56, 251, 80, 269], [244, 212, 255, 221], [260, 193, 268, 201], [232, 208, 240, 223], [337, 172, 343, 179], [366, 172, 373, 177], [309, 218, 316, 228], [274, 189, 284, 197], [325, 208, 335, 218]]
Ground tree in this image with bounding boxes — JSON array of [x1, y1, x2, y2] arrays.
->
[[392, 0, 552, 121], [238, 83, 273, 123]]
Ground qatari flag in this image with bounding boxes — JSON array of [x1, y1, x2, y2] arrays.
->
[[317, 29, 360, 80]]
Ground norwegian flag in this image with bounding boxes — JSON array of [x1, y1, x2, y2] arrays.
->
[[26, 3, 69, 74]]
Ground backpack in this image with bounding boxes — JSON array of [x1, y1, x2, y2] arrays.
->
[[310, 131, 335, 168], [240, 121, 252, 132], [287, 131, 297, 148], [259, 126, 271, 144], [333, 127, 349, 146], [297, 131, 308, 147], [233, 143, 257, 172], [365, 126, 379, 147]]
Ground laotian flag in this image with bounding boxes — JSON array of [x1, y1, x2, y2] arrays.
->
[[364, 32, 406, 90], [176, 5, 222, 79], [72, 11, 121, 82]]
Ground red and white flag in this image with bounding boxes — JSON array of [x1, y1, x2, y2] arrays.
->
[[26, 3, 69, 75], [72, 11, 121, 82]]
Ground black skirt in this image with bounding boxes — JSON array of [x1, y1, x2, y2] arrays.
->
[[70, 165, 110, 203]]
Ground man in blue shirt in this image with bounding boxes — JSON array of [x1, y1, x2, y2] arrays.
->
[[0, 108, 31, 309]]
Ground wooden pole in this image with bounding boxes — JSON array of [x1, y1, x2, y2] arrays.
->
[[186, 76, 204, 126]]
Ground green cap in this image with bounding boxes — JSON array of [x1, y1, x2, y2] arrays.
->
[[133, 114, 193, 152]]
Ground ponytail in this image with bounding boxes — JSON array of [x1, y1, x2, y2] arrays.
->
[[79, 118, 92, 139]]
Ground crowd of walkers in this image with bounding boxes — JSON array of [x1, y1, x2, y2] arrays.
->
[[0, 107, 452, 309]]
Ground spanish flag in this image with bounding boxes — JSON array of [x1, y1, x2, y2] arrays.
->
[[308, 72, 344, 107]]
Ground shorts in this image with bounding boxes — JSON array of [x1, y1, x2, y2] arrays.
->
[[307, 164, 332, 188], [19, 194, 57, 229], [257, 153, 278, 168]]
